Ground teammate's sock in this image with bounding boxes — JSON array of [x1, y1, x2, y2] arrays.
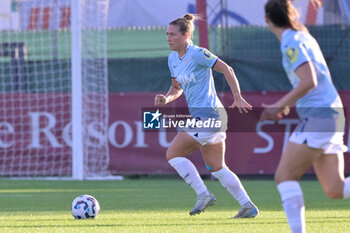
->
[[168, 157, 209, 196], [277, 181, 305, 233], [343, 177, 350, 199], [211, 167, 250, 206]]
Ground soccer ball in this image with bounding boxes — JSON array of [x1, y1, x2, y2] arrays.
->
[[71, 194, 100, 219]]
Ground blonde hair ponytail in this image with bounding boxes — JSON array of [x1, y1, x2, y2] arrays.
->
[[169, 13, 199, 43]]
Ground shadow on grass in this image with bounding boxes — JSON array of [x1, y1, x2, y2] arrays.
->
[[2, 218, 349, 229], [0, 179, 348, 212], [0, 221, 287, 229]]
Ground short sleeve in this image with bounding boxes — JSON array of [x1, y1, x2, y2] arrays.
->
[[193, 48, 218, 68], [283, 41, 311, 71]]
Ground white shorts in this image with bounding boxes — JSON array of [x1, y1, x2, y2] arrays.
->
[[289, 117, 348, 154], [182, 113, 227, 145], [184, 129, 226, 145]]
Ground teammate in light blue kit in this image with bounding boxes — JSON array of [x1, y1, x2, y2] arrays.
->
[[261, 1, 349, 232], [155, 13, 259, 218]]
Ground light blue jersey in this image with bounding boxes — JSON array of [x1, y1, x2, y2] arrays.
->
[[281, 29, 344, 118], [168, 44, 224, 119]]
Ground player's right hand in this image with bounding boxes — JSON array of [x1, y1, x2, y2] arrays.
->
[[260, 103, 289, 122], [155, 94, 167, 106]]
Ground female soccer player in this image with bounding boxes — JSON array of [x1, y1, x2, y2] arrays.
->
[[154, 13, 259, 218], [261, 0, 349, 232]]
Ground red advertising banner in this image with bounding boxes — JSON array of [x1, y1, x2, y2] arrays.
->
[[0, 92, 348, 176], [109, 91, 350, 175]]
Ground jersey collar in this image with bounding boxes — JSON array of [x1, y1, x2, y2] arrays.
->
[[178, 44, 190, 60]]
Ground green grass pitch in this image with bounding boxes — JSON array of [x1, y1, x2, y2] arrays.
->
[[0, 178, 349, 233]]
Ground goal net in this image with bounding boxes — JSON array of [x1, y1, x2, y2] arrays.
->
[[0, 0, 110, 178]]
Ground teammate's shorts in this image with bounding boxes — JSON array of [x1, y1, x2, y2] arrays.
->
[[289, 117, 348, 154]]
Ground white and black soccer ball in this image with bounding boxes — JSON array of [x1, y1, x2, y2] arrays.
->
[[71, 194, 100, 219]]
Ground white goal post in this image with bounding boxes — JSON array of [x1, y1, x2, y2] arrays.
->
[[0, 0, 110, 179]]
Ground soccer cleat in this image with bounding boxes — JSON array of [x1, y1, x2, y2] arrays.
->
[[189, 192, 216, 215], [232, 201, 259, 218]]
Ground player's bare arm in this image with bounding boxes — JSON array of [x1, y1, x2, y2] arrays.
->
[[213, 58, 252, 113], [155, 78, 183, 106], [260, 62, 317, 122]]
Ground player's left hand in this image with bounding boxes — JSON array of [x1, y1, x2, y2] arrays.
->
[[229, 96, 253, 113]]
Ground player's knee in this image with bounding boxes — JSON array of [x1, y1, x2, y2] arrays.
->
[[323, 187, 343, 199]]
